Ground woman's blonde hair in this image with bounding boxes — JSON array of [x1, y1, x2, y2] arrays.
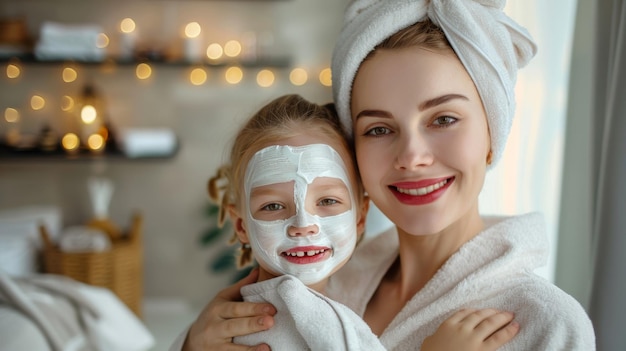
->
[[208, 94, 362, 268], [365, 19, 452, 61]]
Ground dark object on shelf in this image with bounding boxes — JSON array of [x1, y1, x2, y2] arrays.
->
[[0, 139, 179, 161], [0, 53, 292, 68]]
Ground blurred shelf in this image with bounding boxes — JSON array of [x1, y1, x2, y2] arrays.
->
[[0, 53, 292, 69], [0, 142, 179, 162]]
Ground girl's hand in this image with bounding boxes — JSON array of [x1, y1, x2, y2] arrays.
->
[[421, 308, 520, 351], [182, 269, 277, 351]]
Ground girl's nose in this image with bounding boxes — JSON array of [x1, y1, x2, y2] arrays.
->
[[287, 224, 319, 237], [394, 133, 434, 170]]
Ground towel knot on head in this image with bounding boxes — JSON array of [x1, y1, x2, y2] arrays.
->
[[331, 0, 537, 167]]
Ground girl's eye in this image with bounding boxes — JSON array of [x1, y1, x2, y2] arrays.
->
[[365, 126, 391, 136], [432, 116, 458, 127], [319, 198, 339, 206], [261, 203, 284, 211]]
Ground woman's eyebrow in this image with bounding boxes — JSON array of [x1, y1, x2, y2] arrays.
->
[[355, 94, 469, 120], [418, 94, 468, 111]]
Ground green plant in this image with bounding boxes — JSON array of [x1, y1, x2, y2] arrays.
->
[[200, 202, 253, 283]]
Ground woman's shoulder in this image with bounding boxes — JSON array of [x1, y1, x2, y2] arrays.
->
[[498, 274, 596, 350]]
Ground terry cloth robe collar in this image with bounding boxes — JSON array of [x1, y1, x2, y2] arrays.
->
[[327, 212, 596, 350]]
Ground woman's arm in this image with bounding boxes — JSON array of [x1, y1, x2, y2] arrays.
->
[[421, 309, 519, 351], [181, 269, 277, 351]]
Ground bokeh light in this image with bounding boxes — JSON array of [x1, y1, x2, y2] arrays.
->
[[190, 67, 207, 85], [225, 66, 243, 84], [319, 68, 332, 87], [289, 68, 308, 86], [256, 69, 275, 88]]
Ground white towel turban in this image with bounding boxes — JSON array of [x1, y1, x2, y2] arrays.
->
[[331, 0, 537, 167]]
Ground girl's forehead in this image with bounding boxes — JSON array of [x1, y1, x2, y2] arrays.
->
[[245, 144, 351, 190]]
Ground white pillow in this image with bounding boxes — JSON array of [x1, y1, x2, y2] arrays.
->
[[0, 206, 62, 276]]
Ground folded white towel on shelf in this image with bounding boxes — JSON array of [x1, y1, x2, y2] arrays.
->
[[118, 128, 178, 158], [35, 21, 105, 61]]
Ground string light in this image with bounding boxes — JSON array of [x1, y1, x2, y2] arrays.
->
[[4, 108, 19, 123], [136, 63, 152, 80], [6, 63, 20, 79], [62, 67, 78, 83], [224, 40, 242, 58], [31, 95, 45, 110], [87, 134, 105, 152], [206, 43, 224, 60], [184, 22, 201, 38], [289, 68, 308, 86], [96, 33, 110, 48], [61, 96, 75, 111], [319, 68, 332, 87], [120, 18, 136, 33], [256, 69, 275, 88], [81, 105, 97, 124], [190, 67, 207, 85], [225, 66, 243, 84], [62, 133, 80, 152]]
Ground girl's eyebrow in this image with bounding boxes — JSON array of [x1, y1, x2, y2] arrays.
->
[[418, 94, 468, 111], [355, 94, 469, 120], [355, 109, 392, 120]]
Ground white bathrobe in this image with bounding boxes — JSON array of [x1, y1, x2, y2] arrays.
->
[[235, 274, 385, 351], [326, 212, 596, 350]]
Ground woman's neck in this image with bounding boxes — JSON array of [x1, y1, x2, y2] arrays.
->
[[392, 207, 484, 300]]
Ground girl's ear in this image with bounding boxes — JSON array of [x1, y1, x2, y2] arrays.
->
[[356, 195, 370, 240], [228, 204, 249, 244]]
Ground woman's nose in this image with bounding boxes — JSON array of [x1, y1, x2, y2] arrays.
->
[[287, 224, 319, 237], [394, 133, 434, 170]]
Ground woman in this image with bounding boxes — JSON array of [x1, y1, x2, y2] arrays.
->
[[177, 1, 595, 350]]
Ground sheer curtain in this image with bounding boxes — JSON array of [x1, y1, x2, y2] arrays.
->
[[479, 0, 578, 282], [588, 1, 626, 349]]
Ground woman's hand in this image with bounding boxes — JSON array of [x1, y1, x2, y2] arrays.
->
[[421, 308, 520, 351], [182, 269, 277, 351]]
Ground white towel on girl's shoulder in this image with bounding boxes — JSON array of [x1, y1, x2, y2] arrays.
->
[[235, 275, 385, 351], [327, 213, 596, 350]]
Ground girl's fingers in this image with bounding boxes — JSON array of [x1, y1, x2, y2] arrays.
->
[[220, 314, 275, 338], [473, 311, 515, 338], [442, 308, 478, 325], [484, 320, 520, 349]]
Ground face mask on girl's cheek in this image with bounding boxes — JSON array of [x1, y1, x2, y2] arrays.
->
[[243, 144, 358, 285]]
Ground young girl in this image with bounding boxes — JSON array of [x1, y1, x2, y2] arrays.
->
[[173, 94, 518, 351]]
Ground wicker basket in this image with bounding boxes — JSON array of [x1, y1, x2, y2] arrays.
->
[[39, 212, 143, 317]]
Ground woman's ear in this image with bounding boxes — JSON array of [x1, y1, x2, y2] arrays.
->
[[356, 195, 370, 240], [228, 204, 249, 244]]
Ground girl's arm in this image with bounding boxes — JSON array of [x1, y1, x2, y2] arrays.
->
[[421, 308, 519, 351], [180, 269, 277, 351]]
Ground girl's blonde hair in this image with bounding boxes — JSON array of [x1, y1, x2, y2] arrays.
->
[[208, 94, 362, 268]]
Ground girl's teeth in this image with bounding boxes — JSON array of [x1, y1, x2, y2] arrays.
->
[[397, 179, 448, 196], [286, 249, 326, 257]]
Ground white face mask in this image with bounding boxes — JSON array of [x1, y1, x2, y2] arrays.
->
[[244, 144, 357, 285]]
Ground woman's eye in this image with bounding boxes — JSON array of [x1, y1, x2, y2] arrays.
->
[[261, 203, 284, 211], [432, 116, 458, 126], [319, 198, 339, 206], [365, 126, 390, 136]]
